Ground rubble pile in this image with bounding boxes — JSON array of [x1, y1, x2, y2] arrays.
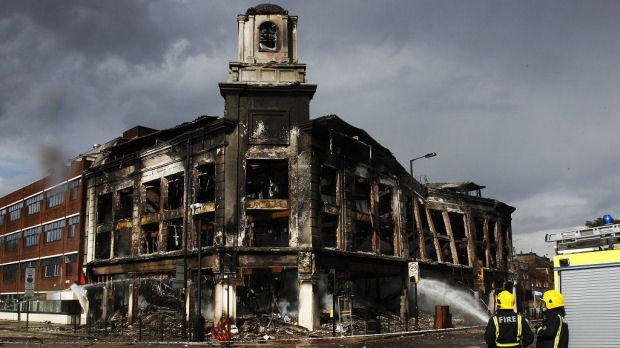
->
[[237, 314, 308, 341]]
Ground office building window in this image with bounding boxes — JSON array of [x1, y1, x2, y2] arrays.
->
[[67, 216, 79, 238], [23, 226, 41, 247], [0, 209, 5, 225], [8, 202, 23, 222], [69, 179, 80, 201], [41, 256, 62, 278], [2, 264, 18, 282], [25, 194, 44, 215], [46, 185, 66, 208], [44, 220, 64, 243], [5, 232, 20, 252], [65, 254, 77, 276]]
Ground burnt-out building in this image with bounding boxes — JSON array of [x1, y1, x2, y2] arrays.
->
[[83, 4, 515, 331]]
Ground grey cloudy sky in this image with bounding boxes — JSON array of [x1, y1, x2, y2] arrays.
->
[[2, 1, 620, 256]]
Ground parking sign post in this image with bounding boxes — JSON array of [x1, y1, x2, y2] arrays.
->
[[24, 267, 35, 329]]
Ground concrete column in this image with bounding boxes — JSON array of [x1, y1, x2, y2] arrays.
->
[[102, 285, 109, 320], [297, 275, 319, 330], [214, 276, 236, 325], [127, 282, 138, 322]]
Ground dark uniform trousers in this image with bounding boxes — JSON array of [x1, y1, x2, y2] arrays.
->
[[536, 307, 568, 348], [485, 309, 534, 347]]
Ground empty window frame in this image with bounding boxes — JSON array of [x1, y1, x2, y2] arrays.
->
[[165, 219, 183, 251], [65, 254, 77, 276], [0, 209, 4, 225], [97, 193, 113, 224], [448, 212, 468, 265], [247, 210, 289, 247], [320, 214, 338, 248], [195, 213, 215, 248], [113, 228, 132, 257], [143, 179, 161, 214], [25, 194, 44, 215], [95, 231, 111, 259], [2, 264, 18, 282], [5, 232, 20, 252], [196, 164, 216, 203], [44, 220, 65, 243], [320, 166, 338, 205], [378, 184, 395, 255], [23, 226, 41, 248], [67, 216, 79, 238], [41, 256, 62, 278], [69, 179, 80, 201], [117, 187, 133, 220], [246, 160, 288, 199], [352, 220, 373, 252], [351, 176, 371, 215], [142, 223, 159, 254], [20, 260, 39, 281], [46, 185, 66, 208], [8, 202, 23, 222], [166, 174, 184, 210]]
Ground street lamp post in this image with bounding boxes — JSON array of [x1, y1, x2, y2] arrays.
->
[[409, 152, 436, 328], [190, 203, 204, 342]]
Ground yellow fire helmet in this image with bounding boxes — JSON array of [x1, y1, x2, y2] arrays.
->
[[541, 290, 564, 309], [496, 290, 515, 310]]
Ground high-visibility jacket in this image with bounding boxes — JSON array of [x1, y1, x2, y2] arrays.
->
[[485, 309, 534, 347], [536, 307, 569, 348]]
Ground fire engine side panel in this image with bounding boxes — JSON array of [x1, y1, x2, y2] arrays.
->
[[554, 249, 620, 348]]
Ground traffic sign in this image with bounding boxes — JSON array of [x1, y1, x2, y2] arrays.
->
[[25, 267, 36, 295], [408, 262, 419, 283]]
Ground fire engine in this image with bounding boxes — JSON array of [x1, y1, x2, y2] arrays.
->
[[545, 215, 620, 347]]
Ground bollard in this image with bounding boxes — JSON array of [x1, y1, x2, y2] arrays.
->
[[434, 305, 452, 329]]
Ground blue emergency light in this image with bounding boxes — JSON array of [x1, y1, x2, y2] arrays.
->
[[603, 214, 613, 225]]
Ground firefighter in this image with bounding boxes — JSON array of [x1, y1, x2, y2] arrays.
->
[[485, 290, 534, 347], [535, 290, 569, 348]]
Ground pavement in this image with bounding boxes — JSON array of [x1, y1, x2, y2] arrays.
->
[[0, 320, 492, 347]]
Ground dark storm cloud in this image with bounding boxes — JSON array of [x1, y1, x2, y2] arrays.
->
[[1, 1, 620, 255]]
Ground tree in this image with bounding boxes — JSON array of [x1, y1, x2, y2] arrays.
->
[[585, 217, 620, 227]]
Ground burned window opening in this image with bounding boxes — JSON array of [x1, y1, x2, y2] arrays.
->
[[449, 212, 467, 264], [474, 216, 486, 267], [97, 193, 113, 225], [196, 213, 215, 248], [378, 184, 394, 255], [196, 164, 216, 203], [488, 219, 497, 268], [143, 179, 161, 214], [166, 219, 183, 251], [259, 21, 277, 51], [404, 195, 415, 257], [247, 210, 289, 247], [320, 165, 337, 205], [320, 213, 338, 248], [95, 231, 111, 259], [166, 174, 184, 210], [143, 223, 159, 254], [246, 159, 288, 199], [117, 188, 133, 220], [350, 176, 371, 215], [114, 228, 132, 258], [429, 209, 446, 235], [353, 220, 373, 252]]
